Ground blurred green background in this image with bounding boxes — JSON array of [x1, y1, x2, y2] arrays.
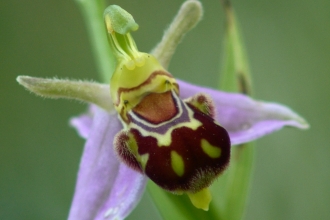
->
[[1, 0, 329, 219]]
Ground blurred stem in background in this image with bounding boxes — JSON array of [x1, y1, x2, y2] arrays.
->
[[218, 1, 254, 220], [76, 0, 255, 219], [75, 0, 115, 83]]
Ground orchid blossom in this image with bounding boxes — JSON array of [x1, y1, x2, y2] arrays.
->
[[17, 1, 308, 220]]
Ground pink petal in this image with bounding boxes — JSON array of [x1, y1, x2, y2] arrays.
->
[[178, 79, 308, 145], [69, 106, 147, 220]]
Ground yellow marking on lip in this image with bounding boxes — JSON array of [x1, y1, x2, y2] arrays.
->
[[129, 96, 202, 147], [127, 133, 138, 155], [139, 153, 149, 171], [201, 139, 221, 158], [126, 133, 149, 171], [171, 151, 184, 176]]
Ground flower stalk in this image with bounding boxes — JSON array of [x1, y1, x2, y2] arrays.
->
[[218, 1, 254, 219]]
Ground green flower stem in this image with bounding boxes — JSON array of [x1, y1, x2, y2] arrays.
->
[[220, 0, 252, 95], [75, 0, 115, 83], [218, 1, 254, 220], [148, 181, 224, 220], [223, 145, 254, 220]]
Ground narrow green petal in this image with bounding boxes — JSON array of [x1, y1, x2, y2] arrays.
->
[[17, 76, 112, 111], [151, 0, 203, 69]]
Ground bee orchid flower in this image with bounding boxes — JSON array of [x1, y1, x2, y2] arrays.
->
[[17, 1, 308, 220]]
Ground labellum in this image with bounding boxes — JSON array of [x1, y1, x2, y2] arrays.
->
[[105, 5, 230, 210]]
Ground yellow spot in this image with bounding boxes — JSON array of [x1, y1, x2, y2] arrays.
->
[[201, 139, 221, 158], [171, 151, 184, 176], [187, 187, 212, 211], [127, 133, 139, 155], [140, 108, 202, 147], [127, 133, 149, 171], [140, 153, 149, 171]]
